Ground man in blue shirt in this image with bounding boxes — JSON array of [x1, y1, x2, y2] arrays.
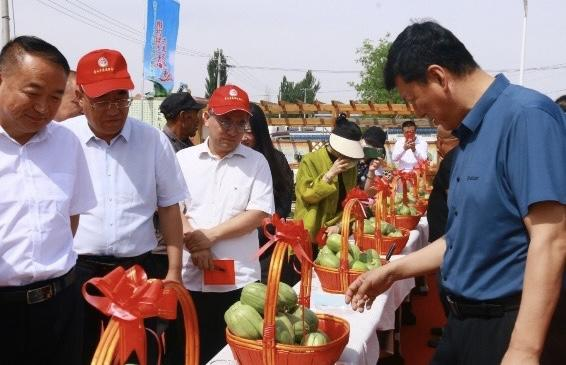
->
[[345, 21, 566, 365]]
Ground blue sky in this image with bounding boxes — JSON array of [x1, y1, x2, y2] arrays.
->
[[13, 0, 566, 102]]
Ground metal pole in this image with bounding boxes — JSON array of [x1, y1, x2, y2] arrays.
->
[[519, 0, 528, 85], [216, 49, 221, 89], [1, 0, 10, 48]]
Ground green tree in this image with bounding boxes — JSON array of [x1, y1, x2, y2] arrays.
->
[[152, 81, 168, 97], [205, 49, 228, 98], [279, 70, 320, 103], [350, 36, 403, 103]]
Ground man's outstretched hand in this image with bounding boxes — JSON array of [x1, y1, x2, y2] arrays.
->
[[345, 267, 394, 312]]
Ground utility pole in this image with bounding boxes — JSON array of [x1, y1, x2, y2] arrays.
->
[[216, 49, 221, 89], [301, 88, 308, 118], [519, 0, 528, 85], [1, 0, 10, 48]]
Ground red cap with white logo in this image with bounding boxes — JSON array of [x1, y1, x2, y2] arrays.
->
[[208, 85, 251, 116], [76, 49, 134, 98]]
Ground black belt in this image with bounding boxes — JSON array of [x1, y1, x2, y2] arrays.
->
[[78, 252, 150, 270], [0, 268, 76, 305], [446, 294, 521, 319]]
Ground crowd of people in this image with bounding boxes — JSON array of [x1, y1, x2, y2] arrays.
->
[[0, 20, 565, 365]]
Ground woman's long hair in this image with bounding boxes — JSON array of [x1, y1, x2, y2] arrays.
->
[[248, 103, 291, 198]]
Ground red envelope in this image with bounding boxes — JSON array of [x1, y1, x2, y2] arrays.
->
[[203, 259, 236, 285]]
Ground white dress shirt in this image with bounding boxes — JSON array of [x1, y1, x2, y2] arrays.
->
[[63, 116, 188, 257], [177, 140, 275, 292], [391, 135, 428, 171], [0, 123, 96, 286]]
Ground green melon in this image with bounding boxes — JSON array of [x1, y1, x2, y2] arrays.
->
[[351, 260, 368, 272], [336, 251, 354, 267], [292, 319, 311, 343], [274, 313, 294, 344], [364, 248, 379, 261], [240, 282, 267, 315], [325, 233, 342, 253], [291, 306, 319, 333], [224, 302, 263, 340], [278, 282, 298, 313], [348, 243, 361, 261], [301, 330, 329, 346], [317, 252, 340, 269], [319, 245, 333, 256]]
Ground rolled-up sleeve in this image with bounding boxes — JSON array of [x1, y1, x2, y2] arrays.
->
[[506, 108, 566, 217], [246, 156, 275, 214]]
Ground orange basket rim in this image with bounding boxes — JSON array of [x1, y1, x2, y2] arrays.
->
[[226, 313, 350, 351]]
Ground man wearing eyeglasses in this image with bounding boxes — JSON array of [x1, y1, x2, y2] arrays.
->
[[176, 85, 274, 363], [63, 49, 188, 364]]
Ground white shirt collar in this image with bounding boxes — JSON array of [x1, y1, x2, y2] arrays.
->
[[80, 117, 132, 145], [0, 122, 52, 145], [197, 137, 247, 159]]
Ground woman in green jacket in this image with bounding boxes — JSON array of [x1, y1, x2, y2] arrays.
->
[[295, 114, 364, 242]]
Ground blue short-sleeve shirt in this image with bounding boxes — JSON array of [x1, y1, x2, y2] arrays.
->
[[443, 74, 566, 301]]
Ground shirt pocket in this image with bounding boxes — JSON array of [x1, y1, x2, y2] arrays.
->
[[42, 172, 73, 216], [225, 184, 251, 214]]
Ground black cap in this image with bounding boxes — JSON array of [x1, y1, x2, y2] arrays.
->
[[159, 92, 205, 120], [363, 126, 387, 148]]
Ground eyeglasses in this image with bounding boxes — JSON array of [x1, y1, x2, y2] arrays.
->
[[210, 114, 249, 133], [89, 98, 132, 110]]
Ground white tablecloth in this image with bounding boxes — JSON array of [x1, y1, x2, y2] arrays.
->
[[207, 222, 429, 365]]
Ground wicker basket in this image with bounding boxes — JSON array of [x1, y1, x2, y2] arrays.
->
[[86, 266, 200, 365], [360, 228, 411, 255], [390, 172, 423, 231], [354, 190, 410, 255], [314, 199, 381, 294], [226, 216, 350, 365]]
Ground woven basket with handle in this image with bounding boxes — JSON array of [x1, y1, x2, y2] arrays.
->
[[226, 216, 350, 364], [314, 199, 387, 294], [85, 266, 200, 365]]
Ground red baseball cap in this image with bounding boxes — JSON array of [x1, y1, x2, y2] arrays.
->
[[76, 49, 134, 98], [208, 85, 251, 116]]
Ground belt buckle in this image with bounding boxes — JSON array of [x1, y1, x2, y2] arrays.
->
[[446, 295, 461, 318], [26, 284, 53, 304]]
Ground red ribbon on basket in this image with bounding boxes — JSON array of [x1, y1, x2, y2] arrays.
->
[[342, 187, 370, 219], [341, 186, 370, 208], [256, 214, 313, 267], [82, 265, 177, 365], [392, 169, 418, 187], [372, 176, 392, 196], [416, 160, 429, 173]]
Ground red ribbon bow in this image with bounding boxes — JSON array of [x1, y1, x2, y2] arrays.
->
[[416, 160, 429, 172], [82, 265, 177, 365], [256, 214, 313, 267], [372, 176, 392, 196], [341, 187, 370, 208], [393, 169, 418, 187]]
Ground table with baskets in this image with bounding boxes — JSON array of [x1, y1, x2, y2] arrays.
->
[[209, 217, 429, 365]]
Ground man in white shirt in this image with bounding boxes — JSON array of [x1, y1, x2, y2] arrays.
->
[[177, 85, 274, 363], [63, 49, 188, 364], [0, 36, 96, 365], [391, 120, 428, 171]]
